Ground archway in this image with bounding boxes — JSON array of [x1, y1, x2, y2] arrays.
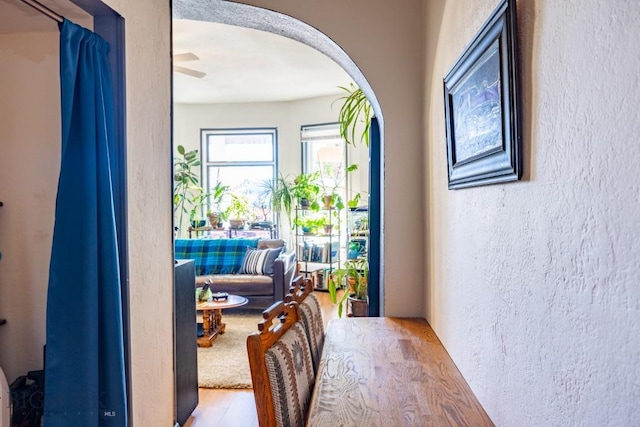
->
[[173, 0, 385, 316]]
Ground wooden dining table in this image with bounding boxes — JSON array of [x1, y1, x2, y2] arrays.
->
[[306, 317, 494, 426]]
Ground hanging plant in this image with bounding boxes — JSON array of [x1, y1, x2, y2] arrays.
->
[[335, 83, 372, 147]]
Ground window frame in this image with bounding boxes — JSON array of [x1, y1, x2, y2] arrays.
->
[[200, 127, 278, 225]]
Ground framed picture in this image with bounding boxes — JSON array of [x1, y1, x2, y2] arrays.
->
[[443, 0, 521, 189]]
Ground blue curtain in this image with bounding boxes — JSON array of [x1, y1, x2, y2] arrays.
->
[[44, 19, 127, 427]]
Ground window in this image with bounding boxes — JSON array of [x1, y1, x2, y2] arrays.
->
[[301, 123, 348, 201], [202, 128, 277, 226], [301, 123, 349, 245]]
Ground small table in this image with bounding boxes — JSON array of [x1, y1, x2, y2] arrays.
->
[[196, 295, 248, 347]]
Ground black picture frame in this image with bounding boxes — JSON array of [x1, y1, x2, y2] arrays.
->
[[443, 0, 521, 189]]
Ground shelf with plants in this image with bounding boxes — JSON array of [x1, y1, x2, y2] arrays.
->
[[347, 206, 369, 260], [295, 206, 340, 290]]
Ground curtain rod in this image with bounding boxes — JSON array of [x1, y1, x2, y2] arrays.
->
[[20, 0, 63, 23]]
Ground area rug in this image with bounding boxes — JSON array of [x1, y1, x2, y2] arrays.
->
[[197, 308, 263, 389]]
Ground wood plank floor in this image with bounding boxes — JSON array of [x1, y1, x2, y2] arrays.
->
[[183, 290, 339, 427]]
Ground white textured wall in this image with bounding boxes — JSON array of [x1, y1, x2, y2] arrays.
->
[[0, 32, 60, 382], [101, 0, 173, 425], [424, 0, 640, 425]]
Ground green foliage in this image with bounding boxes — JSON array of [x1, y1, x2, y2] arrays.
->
[[328, 258, 369, 318], [226, 193, 251, 220], [257, 174, 297, 230], [347, 192, 361, 209], [174, 145, 203, 229], [207, 181, 230, 215], [335, 83, 372, 147], [293, 215, 326, 235], [292, 171, 321, 209], [319, 163, 358, 211]]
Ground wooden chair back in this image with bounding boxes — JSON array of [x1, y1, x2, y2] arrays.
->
[[285, 276, 325, 373], [247, 301, 315, 427]]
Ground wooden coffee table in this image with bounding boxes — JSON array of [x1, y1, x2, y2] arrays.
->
[[196, 295, 248, 347]]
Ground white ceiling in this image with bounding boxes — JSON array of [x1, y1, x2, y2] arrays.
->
[[0, 1, 354, 104], [173, 19, 355, 104]]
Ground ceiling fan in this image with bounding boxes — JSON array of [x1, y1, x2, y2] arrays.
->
[[174, 52, 206, 79]]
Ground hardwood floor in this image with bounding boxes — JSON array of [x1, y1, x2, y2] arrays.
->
[[183, 290, 339, 427]]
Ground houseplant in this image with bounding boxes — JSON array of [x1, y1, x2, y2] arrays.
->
[[207, 181, 230, 227], [292, 171, 321, 210], [318, 163, 358, 210], [328, 258, 368, 318], [294, 215, 326, 235], [258, 174, 295, 231], [335, 83, 372, 147], [174, 144, 204, 233], [188, 190, 210, 227], [226, 193, 251, 229]]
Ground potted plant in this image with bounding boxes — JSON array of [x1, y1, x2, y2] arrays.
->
[[258, 174, 296, 231], [189, 190, 210, 228], [226, 193, 251, 229], [294, 215, 326, 235], [207, 181, 230, 227], [328, 258, 368, 318], [319, 163, 358, 210], [292, 171, 321, 210], [174, 145, 204, 233]]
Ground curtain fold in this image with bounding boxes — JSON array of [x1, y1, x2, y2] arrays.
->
[[44, 19, 127, 427]]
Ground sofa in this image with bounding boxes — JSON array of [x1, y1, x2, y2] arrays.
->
[[174, 237, 297, 309]]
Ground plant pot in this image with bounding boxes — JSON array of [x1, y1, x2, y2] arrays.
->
[[299, 198, 310, 209], [229, 219, 244, 229], [347, 295, 368, 317], [208, 213, 218, 227], [323, 224, 334, 234], [323, 194, 333, 209], [191, 219, 206, 228]]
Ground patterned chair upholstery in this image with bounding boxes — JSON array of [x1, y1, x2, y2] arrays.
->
[[247, 301, 315, 427], [285, 276, 325, 373]]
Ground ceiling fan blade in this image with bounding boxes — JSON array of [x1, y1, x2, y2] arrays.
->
[[174, 65, 206, 79], [174, 52, 199, 63]]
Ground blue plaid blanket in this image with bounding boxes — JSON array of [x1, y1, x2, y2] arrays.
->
[[175, 238, 260, 275]]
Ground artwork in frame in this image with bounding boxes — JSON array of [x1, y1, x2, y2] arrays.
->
[[443, 0, 522, 189]]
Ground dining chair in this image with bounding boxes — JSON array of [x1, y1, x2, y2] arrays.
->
[[246, 301, 315, 427], [285, 276, 325, 373]]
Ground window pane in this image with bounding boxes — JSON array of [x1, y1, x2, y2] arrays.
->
[[207, 165, 274, 222], [206, 133, 274, 162], [306, 139, 346, 189]]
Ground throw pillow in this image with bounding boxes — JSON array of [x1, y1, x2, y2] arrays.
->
[[240, 246, 284, 275]]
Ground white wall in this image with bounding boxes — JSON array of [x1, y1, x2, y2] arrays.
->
[[174, 94, 370, 241], [424, 0, 640, 425], [0, 32, 60, 383]]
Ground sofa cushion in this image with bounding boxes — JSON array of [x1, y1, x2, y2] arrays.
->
[[175, 238, 260, 275], [240, 247, 284, 275], [257, 239, 286, 250]]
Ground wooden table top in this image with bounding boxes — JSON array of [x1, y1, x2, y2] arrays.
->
[[306, 317, 494, 427], [196, 294, 247, 310]]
